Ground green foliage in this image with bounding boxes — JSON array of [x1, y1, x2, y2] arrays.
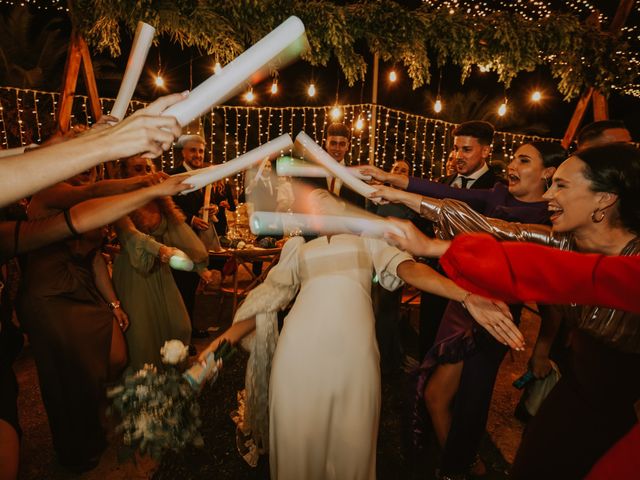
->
[[70, 0, 638, 100]]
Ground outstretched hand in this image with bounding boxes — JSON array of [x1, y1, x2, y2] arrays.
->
[[464, 294, 525, 350], [384, 218, 449, 258]]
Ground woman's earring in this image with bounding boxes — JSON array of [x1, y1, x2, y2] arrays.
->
[[591, 209, 605, 223]]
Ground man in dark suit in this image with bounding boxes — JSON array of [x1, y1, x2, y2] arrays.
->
[[438, 120, 501, 189], [357, 120, 502, 356], [302, 122, 366, 209], [170, 134, 210, 344]]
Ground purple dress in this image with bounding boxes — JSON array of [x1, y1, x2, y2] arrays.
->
[[408, 183, 551, 471]]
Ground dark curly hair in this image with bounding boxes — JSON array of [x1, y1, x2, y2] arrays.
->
[[575, 142, 640, 234]]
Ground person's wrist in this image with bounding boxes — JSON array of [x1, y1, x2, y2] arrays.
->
[[459, 291, 473, 309], [108, 300, 121, 310]]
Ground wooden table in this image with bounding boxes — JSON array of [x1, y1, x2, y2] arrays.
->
[[209, 246, 282, 314]]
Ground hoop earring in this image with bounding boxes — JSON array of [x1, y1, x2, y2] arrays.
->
[[591, 209, 605, 223]]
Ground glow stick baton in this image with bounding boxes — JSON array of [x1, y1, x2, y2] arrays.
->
[[276, 156, 371, 180], [110, 22, 155, 120], [250, 211, 405, 239], [293, 132, 377, 197], [169, 249, 195, 271], [252, 156, 270, 183], [163, 16, 308, 126], [178, 134, 292, 193]]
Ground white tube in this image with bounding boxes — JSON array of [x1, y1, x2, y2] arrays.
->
[[163, 16, 308, 126], [178, 134, 292, 193], [110, 22, 156, 120], [293, 132, 377, 197], [250, 211, 405, 239], [169, 250, 194, 271], [276, 156, 371, 181]]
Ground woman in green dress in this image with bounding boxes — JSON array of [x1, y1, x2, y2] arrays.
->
[[113, 156, 215, 370]]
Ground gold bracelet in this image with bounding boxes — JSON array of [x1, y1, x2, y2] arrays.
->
[[108, 300, 121, 310], [460, 292, 472, 310]]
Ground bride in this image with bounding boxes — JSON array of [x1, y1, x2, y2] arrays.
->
[[201, 189, 520, 480]]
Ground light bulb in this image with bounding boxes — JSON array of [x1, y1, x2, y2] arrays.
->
[[434, 99, 442, 113], [270, 81, 278, 94], [307, 83, 316, 97], [155, 75, 164, 87], [213, 62, 222, 74], [245, 89, 255, 102], [330, 106, 342, 120], [355, 117, 364, 131], [389, 70, 397, 82], [498, 102, 507, 116], [531, 90, 542, 102]]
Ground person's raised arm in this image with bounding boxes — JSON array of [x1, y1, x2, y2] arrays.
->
[[4, 175, 193, 257], [396, 259, 525, 350], [0, 92, 185, 207], [357, 164, 409, 189]]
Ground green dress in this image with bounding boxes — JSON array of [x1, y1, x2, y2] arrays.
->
[[113, 216, 208, 370]]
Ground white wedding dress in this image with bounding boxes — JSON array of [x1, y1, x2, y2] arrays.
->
[[260, 234, 411, 480]]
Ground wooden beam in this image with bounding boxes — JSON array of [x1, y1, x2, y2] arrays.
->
[[57, 31, 82, 133], [78, 35, 103, 121], [562, 87, 593, 149], [609, 0, 635, 34], [592, 90, 609, 121]]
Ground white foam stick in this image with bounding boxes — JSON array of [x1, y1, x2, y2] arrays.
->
[[163, 17, 308, 126], [250, 211, 405, 239], [169, 249, 195, 271], [252, 156, 270, 184], [178, 134, 292, 193], [276, 156, 371, 180], [293, 132, 377, 198], [110, 22, 155, 120]]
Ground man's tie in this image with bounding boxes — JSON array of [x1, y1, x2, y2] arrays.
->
[[460, 177, 469, 189]]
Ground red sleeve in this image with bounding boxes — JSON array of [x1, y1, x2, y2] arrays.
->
[[440, 233, 640, 313]]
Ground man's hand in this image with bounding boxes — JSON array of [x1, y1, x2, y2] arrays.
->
[[384, 218, 450, 258], [357, 165, 409, 189], [191, 217, 209, 231]]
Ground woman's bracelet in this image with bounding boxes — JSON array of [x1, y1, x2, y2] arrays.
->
[[460, 292, 472, 310], [108, 300, 121, 311]]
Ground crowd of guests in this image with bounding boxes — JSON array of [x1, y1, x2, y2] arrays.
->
[[0, 98, 637, 480]]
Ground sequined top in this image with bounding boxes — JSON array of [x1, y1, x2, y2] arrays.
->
[[420, 197, 640, 354]]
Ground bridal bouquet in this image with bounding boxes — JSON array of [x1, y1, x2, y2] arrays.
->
[[108, 339, 236, 460]]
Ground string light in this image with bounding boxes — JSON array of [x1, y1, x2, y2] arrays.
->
[[434, 98, 443, 113], [330, 106, 342, 120], [155, 73, 164, 87], [389, 70, 397, 82], [0, 86, 561, 176], [244, 88, 255, 102], [213, 62, 222, 74], [270, 79, 278, 94], [307, 83, 316, 97], [531, 90, 542, 102], [498, 100, 508, 117]]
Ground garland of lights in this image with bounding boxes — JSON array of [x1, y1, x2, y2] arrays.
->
[[0, 85, 570, 180], [65, 0, 639, 100]]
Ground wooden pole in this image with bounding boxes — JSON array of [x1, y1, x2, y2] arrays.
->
[[368, 52, 379, 166], [57, 31, 82, 133], [561, 0, 634, 146], [78, 35, 103, 122]]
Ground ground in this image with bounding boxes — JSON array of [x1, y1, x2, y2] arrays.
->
[[14, 281, 539, 480]]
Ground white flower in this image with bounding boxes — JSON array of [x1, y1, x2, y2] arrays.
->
[[160, 340, 189, 365], [236, 241, 246, 249]]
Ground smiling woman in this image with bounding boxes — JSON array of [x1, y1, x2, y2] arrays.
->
[[384, 142, 640, 480]]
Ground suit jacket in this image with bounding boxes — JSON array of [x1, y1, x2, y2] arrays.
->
[[169, 164, 204, 228], [441, 167, 503, 190]]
